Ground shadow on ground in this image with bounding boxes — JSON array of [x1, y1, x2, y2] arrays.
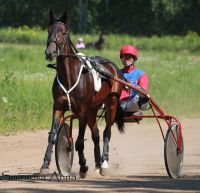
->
[[1, 175, 200, 193]]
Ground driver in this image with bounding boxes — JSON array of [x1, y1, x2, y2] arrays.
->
[[119, 45, 149, 114]]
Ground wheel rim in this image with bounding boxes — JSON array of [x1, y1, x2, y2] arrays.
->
[[55, 123, 74, 176], [164, 124, 184, 178]]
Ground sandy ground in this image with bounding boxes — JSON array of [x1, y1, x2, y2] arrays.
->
[[0, 118, 200, 192]]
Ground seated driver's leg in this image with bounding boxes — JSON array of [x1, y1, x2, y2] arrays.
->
[[123, 99, 143, 121], [125, 99, 140, 112], [138, 95, 148, 111]]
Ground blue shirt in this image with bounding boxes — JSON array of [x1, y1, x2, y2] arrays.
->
[[120, 67, 145, 99]]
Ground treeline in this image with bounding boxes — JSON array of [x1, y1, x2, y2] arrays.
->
[[0, 0, 199, 36]]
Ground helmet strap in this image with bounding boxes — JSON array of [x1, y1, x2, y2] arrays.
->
[[126, 60, 135, 68]]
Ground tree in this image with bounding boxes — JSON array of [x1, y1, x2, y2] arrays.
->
[[0, 0, 199, 35], [151, 0, 200, 35]]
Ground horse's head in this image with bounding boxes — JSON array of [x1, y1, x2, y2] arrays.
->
[[45, 10, 69, 61]]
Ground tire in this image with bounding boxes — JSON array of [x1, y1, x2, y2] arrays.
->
[[55, 123, 74, 176], [164, 124, 184, 178]]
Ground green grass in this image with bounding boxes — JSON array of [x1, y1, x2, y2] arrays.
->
[[140, 50, 200, 116], [0, 29, 200, 134], [0, 44, 54, 134]]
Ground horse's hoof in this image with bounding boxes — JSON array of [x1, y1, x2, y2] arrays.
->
[[100, 160, 109, 176], [79, 166, 88, 179], [100, 167, 110, 176], [79, 171, 87, 179], [39, 168, 49, 175]]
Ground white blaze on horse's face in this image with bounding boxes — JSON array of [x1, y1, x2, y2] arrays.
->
[[45, 22, 68, 61]]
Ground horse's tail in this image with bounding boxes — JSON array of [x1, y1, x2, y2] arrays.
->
[[115, 101, 125, 133]]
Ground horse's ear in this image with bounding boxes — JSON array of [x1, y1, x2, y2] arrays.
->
[[60, 11, 68, 24], [49, 10, 54, 23]]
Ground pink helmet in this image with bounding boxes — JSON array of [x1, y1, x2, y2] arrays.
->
[[120, 45, 138, 60]]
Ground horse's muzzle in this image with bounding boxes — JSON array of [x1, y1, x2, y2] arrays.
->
[[45, 49, 54, 61]]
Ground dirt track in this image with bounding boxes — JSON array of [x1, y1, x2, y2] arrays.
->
[[0, 118, 200, 192]]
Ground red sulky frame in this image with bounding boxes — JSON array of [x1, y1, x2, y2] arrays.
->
[[56, 75, 183, 178], [112, 76, 183, 153]]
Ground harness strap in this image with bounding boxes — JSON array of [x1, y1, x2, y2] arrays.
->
[[56, 64, 85, 113]]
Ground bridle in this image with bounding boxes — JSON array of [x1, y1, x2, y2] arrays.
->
[[46, 21, 84, 113], [47, 21, 68, 57]]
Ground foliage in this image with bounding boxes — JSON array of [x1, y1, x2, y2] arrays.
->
[[151, 0, 200, 35], [0, 26, 46, 44], [0, 44, 53, 134], [0, 0, 199, 35], [0, 27, 199, 52], [0, 33, 200, 134]]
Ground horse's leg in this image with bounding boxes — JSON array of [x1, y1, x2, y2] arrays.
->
[[75, 118, 88, 178], [87, 109, 101, 172], [40, 110, 63, 174], [101, 96, 118, 175]]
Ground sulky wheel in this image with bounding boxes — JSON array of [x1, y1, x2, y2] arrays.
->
[[55, 123, 74, 176], [164, 124, 184, 178]]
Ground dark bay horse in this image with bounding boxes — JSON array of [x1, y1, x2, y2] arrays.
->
[[86, 32, 105, 50], [40, 11, 124, 178]]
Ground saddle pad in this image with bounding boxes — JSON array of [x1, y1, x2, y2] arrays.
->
[[77, 53, 102, 92]]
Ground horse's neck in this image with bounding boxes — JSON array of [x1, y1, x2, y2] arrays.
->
[[57, 46, 80, 90]]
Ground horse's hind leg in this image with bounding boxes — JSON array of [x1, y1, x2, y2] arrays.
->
[[75, 119, 88, 178], [40, 110, 63, 174], [88, 109, 102, 172]]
